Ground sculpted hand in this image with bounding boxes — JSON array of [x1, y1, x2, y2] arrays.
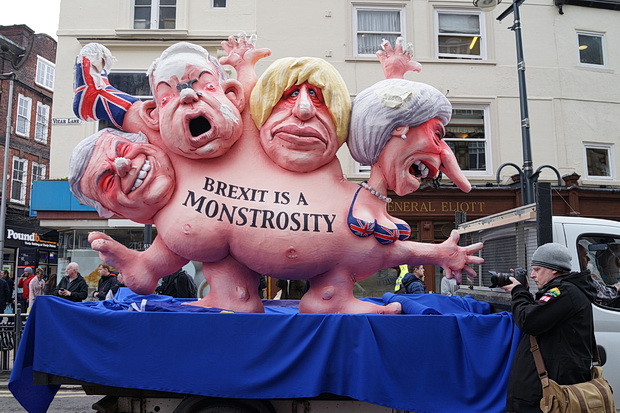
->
[[220, 32, 271, 72], [89, 232, 160, 294], [376, 37, 422, 79], [436, 230, 484, 283], [73, 43, 138, 128]]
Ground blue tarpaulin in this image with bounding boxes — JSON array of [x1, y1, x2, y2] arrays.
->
[[10, 290, 521, 413]]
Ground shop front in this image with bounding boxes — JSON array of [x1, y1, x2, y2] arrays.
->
[[2, 224, 59, 281]]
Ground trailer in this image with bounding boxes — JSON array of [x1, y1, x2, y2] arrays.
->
[[10, 291, 520, 413]]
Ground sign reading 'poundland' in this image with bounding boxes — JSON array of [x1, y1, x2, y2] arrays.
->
[[6, 229, 58, 247]]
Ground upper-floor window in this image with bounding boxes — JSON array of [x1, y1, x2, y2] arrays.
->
[[353, 5, 404, 56], [32, 162, 47, 183], [134, 0, 177, 29], [16, 94, 32, 138], [436, 11, 485, 60], [213, 0, 227, 8], [99, 72, 151, 131], [444, 106, 490, 175], [584, 143, 614, 179], [577, 31, 605, 67], [36, 56, 55, 91], [355, 163, 371, 175], [35, 102, 50, 144], [10, 157, 28, 204]]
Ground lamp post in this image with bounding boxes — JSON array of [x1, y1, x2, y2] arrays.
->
[[473, 0, 561, 205], [0, 72, 15, 271]]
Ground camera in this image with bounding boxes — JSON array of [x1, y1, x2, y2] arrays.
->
[[489, 267, 527, 288]]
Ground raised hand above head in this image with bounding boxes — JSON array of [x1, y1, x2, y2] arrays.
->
[[376, 37, 422, 79], [220, 33, 271, 100]]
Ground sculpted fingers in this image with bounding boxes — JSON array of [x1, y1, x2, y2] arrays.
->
[[88, 231, 113, 244]]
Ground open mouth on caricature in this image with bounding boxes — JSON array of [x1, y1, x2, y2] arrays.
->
[[409, 160, 438, 180], [189, 116, 212, 138]]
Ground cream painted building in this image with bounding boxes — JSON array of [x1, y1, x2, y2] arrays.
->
[[36, 0, 620, 290], [49, 0, 619, 187]]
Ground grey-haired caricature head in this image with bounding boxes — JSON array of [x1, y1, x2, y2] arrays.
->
[[69, 128, 175, 224], [348, 78, 470, 195], [141, 42, 245, 160]]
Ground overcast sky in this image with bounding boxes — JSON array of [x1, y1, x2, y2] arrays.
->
[[0, 0, 61, 39]]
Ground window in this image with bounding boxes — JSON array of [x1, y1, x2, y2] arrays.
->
[[577, 234, 620, 308], [35, 102, 50, 144], [36, 56, 55, 90], [32, 162, 46, 183], [213, 0, 227, 8], [577, 31, 605, 67], [436, 11, 485, 60], [99, 72, 151, 131], [584, 143, 614, 179], [355, 163, 371, 174], [10, 157, 28, 204], [134, 0, 176, 29], [353, 6, 404, 56], [16, 94, 32, 137], [444, 107, 490, 174]]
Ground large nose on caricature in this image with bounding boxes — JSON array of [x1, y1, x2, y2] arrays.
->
[[113, 157, 131, 177], [180, 88, 200, 105], [292, 88, 316, 121]]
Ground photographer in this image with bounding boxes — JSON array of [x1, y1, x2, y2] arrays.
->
[[500, 243, 597, 413]]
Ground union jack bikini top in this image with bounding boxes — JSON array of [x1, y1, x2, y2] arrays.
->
[[347, 186, 411, 245]]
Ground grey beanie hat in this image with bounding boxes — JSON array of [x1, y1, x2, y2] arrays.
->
[[531, 243, 572, 272], [23, 267, 33, 274]]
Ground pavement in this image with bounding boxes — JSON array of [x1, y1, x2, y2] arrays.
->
[[0, 371, 10, 389]]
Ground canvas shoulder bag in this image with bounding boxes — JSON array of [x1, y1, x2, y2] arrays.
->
[[530, 335, 615, 413]]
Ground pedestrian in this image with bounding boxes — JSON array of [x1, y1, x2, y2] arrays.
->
[[155, 269, 197, 299], [500, 242, 597, 412], [17, 267, 35, 311], [401, 265, 426, 294], [28, 267, 46, 310], [0, 270, 13, 312], [0, 274, 10, 313], [92, 263, 119, 300], [106, 273, 125, 300], [440, 273, 459, 296], [54, 262, 89, 302]]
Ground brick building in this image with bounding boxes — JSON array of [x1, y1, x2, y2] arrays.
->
[[0, 24, 58, 279]]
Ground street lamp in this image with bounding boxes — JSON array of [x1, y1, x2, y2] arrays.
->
[[1, 36, 27, 315], [474, 0, 561, 205]]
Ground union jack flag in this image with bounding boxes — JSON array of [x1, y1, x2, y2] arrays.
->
[[374, 225, 399, 245], [73, 56, 139, 129], [396, 224, 411, 241], [348, 217, 376, 238]]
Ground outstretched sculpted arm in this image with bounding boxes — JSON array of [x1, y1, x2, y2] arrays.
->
[[73, 43, 144, 132], [219, 33, 271, 103], [88, 232, 188, 294], [384, 230, 484, 283], [376, 37, 422, 79]]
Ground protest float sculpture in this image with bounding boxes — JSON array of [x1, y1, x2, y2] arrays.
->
[[69, 35, 483, 314]]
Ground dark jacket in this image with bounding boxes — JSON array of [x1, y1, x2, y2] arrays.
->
[[276, 279, 307, 299], [401, 273, 425, 294], [155, 270, 197, 298], [0, 278, 10, 310], [54, 274, 89, 302], [94, 274, 119, 300], [506, 270, 596, 413]]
